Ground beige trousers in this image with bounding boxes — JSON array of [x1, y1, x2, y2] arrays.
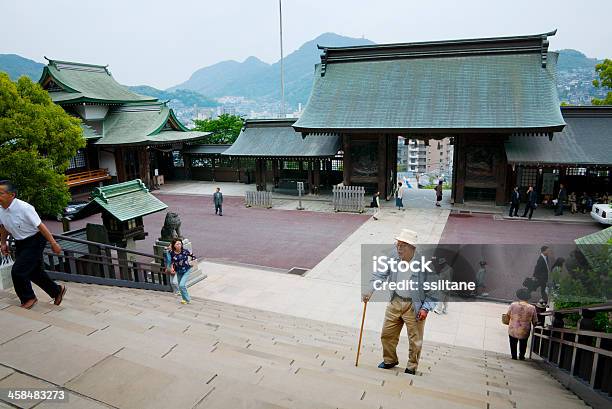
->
[[381, 297, 426, 372]]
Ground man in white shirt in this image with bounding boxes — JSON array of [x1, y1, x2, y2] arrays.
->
[[0, 180, 66, 309]]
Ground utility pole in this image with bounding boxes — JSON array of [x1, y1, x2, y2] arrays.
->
[[279, 0, 285, 118]]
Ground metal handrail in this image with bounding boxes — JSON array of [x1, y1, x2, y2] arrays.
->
[[537, 302, 612, 316]]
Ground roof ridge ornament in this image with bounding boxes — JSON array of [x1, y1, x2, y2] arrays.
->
[[320, 47, 328, 77]]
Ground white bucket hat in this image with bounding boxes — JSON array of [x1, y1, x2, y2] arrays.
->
[[395, 229, 418, 247]]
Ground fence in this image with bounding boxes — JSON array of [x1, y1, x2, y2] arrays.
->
[[42, 234, 174, 292], [245, 191, 272, 208], [333, 185, 366, 213], [531, 303, 611, 409]]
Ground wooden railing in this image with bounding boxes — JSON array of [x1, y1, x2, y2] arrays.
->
[[65, 169, 111, 187], [333, 185, 365, 213], [531, 303, 612, 409], [43, 234, 173, 292]]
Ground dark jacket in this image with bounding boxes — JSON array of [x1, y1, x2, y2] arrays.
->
[[557, 188, 567, 202], [533, 255, 549, 282], [526, 191, 537, 206], [213, 192, 223, 205], [511, 191, 520, 204]]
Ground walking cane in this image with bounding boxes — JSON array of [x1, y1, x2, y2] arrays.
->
[[355, 300, 368, 366]]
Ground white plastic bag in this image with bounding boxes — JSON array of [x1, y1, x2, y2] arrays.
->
[[0, 255, 14, 290]]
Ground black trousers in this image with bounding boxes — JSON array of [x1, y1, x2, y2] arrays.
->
[[509, 203, 520, 216], [12, 232, 60, 304], [522, 204, 535, 219], [214, 204, 222, 215], [509, 335, 528, 359], [555, 202, 564, 215]]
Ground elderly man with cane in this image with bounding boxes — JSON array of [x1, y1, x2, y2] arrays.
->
[[361, 229, 437, 375]]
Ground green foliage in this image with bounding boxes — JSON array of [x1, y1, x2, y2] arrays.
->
[[0, 73, 85, 216], [550, 245, 612, 332], [592, 59, 612, 105], [192, 114, 244, 144]]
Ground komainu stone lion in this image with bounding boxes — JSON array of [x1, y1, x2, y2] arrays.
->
[[160, 212, 182, 240]]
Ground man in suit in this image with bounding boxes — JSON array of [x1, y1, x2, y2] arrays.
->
[[213, 187, 223, 216], [555, 183, 567, 216], [521, 185, 537, 220], [509, 186, 520, 217], [533, 246, 552, 302]]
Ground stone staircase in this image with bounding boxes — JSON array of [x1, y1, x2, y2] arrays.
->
[[0, 283, 589, 409]]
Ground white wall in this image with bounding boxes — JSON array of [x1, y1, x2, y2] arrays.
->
[[99, 149, 117, 177], [75, 104, 109, 120]]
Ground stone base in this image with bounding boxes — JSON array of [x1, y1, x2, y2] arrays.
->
[[0, 264, 13, 290]]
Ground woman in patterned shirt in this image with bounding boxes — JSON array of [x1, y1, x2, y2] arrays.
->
[[506, 289, 538, 360], [168, 238, 194, 304]]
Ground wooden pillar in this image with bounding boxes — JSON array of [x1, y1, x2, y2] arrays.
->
[[390, 135, 398, 192], [272, 159, 279, 187], [313, 160, 321, 194], [307, 161, 314, 193], [495, 137, 508, 206], [343, 134, 351, 186], [211, 157, 216, 182], [138, 147, 151, 188], [453, 136, 465, 204], [183, 153, 192, 180], [377, 135, 387, 199], [115, 147, 126, 182]]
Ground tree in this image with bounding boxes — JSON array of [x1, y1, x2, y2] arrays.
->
[[592, 59, 612, 105], [0, 73, 85, 216], [192, 114, 244, 144]]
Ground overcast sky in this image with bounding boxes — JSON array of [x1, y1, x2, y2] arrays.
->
[[2, 0, 611, 89]]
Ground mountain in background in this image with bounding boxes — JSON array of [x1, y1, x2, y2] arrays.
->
[[1, 38, 608, 114], [170, 32, 376, 109], [0, 54, 45, 81]]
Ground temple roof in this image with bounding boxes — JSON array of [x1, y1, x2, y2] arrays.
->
[[81, 179, 168, 222], [293, 31, 565, 134], [505, 106, 612, 165], [80, 122, 101, 140], [93, 102, 208, 146], [39, 59, 156, 104], [185, 144, 231, 155], [222, 118, 340, 158]]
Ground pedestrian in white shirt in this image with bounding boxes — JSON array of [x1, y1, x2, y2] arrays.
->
[[0, 180, 66, 309]]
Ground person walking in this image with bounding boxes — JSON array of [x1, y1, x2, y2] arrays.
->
[[555, 183, 567, 216], [533, 246, 551, 302], [568, 192, 577, 214], [433, 257, 452, 314], [168, 238, 194, 304], [371, 191, 381, 220], [505, 289, 537, 360], [0, 180, 66, 309], [362, 229, 437, 375], [509, 186, 520, 217], [213, 187, 223, 216], [521, 185, 537, 220], [434, 180, 443, 207], [395, 182, 405, 211]]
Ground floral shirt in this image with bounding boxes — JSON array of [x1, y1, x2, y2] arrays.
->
[[507, 301, 537, 339], [170, 249, 192, 274]]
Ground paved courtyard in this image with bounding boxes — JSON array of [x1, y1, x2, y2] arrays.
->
[[47, 194, 369, 271]]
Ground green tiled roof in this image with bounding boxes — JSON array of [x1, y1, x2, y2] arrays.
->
[[83, 179, 168, 222], [222, 119, 340, 158], [80, 122, 101, 140], [505, 107, 612, 165], [575, 226, 612, 267], [294, 32, 565, 134], [94, 103, 208, 146], [185, 144, 231, 155], [40, 59, 156, 104]]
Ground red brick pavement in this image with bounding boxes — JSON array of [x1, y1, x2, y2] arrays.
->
[[440, 213, 603, 244], [46, 194, 370, 271]]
